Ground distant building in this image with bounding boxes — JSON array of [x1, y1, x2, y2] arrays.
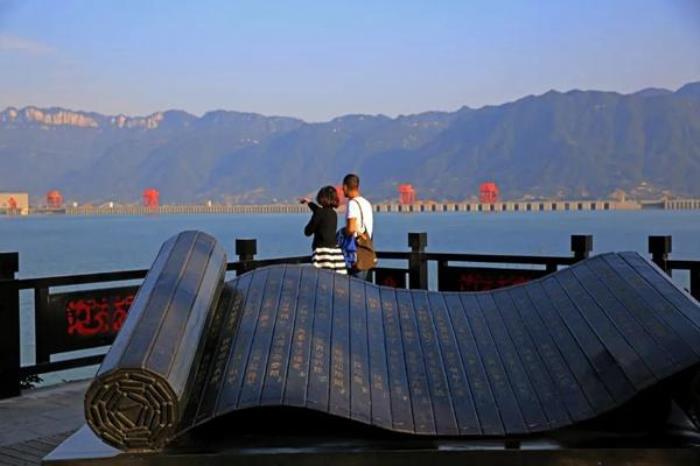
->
[[143, 188, 160, 208], [609, 189, 627, 202], [479, 182, 500, 203], [398, 184, 416, 205], [0, 192, 29, 215], [46, 190, 64, 208]]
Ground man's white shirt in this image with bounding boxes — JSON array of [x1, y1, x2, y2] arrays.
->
[[346, 196, 373, 238]]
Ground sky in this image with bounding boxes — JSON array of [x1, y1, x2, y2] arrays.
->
[[0, 0, 699, 121]]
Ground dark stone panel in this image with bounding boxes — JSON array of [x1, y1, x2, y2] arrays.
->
[[601, 254, 700, 360], [261, 266, 302, 405], [365, 284, 392, 429], [329, 274, 351, 418], [572, 261, 675, 378], [216, 269, 269, 411], [181, 283, 235, 428], [238, 267, 285, 408], [524, 282, 613, 412], [620, 252, 700, 330], [443, 293, 503, 435], [283, 267, 318, 406], [427, 292, 480, 434], [508, 286, 592, 422], [306, 269, 334, 411], [379, 287, 414, 432], [540, 277, 635, 403], [478, 293, 547, 431], [412, 291, 458, 435], [492, 290, 570, 428], [192, 274, 251, 424], [349, 280, 371, 424], [396, 290, 436, 434], [461, 293, 525, 434], [555, 271, 654, 390]]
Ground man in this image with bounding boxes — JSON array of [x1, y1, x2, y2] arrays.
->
[[342, 173, 374, 280]]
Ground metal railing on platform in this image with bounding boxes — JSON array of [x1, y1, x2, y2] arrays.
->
[[1, 233, 698, 399]]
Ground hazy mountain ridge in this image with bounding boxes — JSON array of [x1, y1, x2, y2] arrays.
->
[[1, 82, 699, 203]]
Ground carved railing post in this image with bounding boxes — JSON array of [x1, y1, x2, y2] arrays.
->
[[571, 235, 593, 262], [649, 235, 672, 275], [0, 252, 20, 398], [408, 232, 428, 290], [236, 238, 258, 274]]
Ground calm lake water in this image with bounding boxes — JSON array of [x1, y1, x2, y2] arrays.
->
[[2, 210, 699, 384]]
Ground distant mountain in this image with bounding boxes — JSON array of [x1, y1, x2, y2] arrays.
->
[[1, 82, 699, 203], [676, 82, 700, 99]]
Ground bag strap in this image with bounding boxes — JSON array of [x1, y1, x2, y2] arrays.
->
[[352, 198, 371, 239]]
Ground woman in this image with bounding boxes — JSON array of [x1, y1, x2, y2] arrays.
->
[[301, 185, 347, 274]]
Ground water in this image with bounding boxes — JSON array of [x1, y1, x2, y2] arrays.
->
[[2, 210, 699, 384], [3, 210, 700, 276]]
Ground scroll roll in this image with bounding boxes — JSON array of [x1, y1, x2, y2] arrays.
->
[[84, 231, 226, 450]]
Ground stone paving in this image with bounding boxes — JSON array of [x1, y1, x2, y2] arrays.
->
[[0, 380, 89, 465]]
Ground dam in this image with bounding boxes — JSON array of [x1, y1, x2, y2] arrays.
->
[[17, 198, 700, 216]]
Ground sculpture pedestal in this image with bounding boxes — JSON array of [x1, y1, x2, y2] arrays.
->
[[43, 425, 700, 466]]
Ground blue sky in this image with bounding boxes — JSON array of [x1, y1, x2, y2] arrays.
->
[[0, 0, 699, 121]]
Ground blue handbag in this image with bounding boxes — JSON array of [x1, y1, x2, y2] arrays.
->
[[336, 229, 357, 269]]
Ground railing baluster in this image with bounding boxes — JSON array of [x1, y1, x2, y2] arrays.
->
[[690, 266, 700, 301], [34, 287, 51, 365], [437, 259, 448, 291]]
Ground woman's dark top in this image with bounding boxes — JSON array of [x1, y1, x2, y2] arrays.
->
[[304, 202, 338, 249]]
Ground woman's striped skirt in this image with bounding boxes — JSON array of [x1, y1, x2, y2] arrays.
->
[[311, 247, 348, 274]]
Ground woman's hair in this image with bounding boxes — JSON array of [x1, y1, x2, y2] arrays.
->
[[316, 185, 340, 209]]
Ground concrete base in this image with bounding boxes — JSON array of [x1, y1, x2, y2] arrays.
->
[[43, 425, 700, 466]]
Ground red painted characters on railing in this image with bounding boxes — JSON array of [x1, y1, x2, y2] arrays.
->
[[65, 293, 135, 337], [457, 271, 532, 292]]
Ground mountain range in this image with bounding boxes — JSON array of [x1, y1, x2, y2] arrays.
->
[[1, 82, 699, 204]]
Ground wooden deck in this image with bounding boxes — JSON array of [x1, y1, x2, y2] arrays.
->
[[0, 380, 88, 465]]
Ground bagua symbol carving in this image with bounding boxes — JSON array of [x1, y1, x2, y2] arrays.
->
[[65, 294, 135, 337]]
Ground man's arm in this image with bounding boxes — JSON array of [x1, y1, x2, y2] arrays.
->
[[345, 216, 358, 235], [345, 199, 359, 235]]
